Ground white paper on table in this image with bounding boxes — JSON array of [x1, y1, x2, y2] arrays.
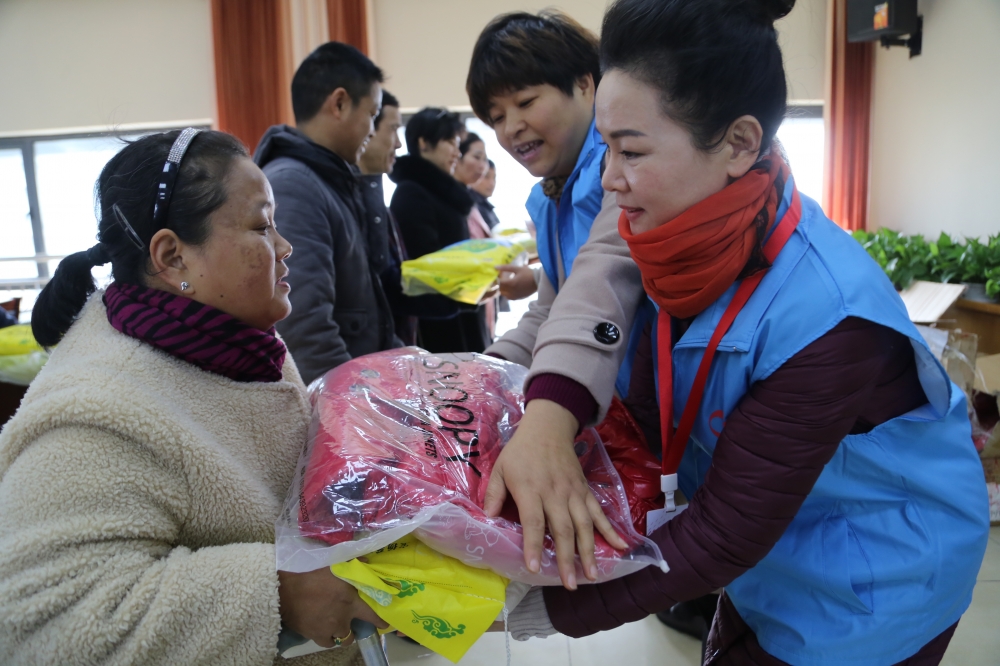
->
[[899, 281, 966, 323]]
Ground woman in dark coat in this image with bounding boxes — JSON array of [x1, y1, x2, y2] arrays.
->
[[389, 108, 490, 353]]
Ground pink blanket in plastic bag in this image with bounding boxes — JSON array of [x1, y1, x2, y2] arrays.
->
[[276, 349, 664, 585]]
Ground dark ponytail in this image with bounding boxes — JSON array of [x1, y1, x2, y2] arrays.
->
[[600, 0, 795, 153], [31, 130, 248, 347]]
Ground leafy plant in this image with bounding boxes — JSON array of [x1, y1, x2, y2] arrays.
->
[[852, 228, 932, 290], [852, 230, 1000, 294], [957, 237, 990, 283], [926, 232, 963, 284], [987, 267, 1000, 300], [986, 234, 1000, 288]]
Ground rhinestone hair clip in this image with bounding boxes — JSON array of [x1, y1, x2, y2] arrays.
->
[[152, 127, 202, 225]]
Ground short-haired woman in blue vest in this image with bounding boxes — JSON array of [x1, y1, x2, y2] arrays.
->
[[503, 0, 991, 663]]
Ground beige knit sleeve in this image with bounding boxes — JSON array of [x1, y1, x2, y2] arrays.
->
[[526, 190, 646, 425], [0, 427, 284, 666]]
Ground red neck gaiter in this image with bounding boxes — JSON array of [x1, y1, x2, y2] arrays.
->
[[620, 155, 790, 319]]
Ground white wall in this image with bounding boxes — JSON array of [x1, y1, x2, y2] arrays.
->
[[777, 0, 828, 103], [371, 0, 607, 111], [869, 0, 1000, 240], [371, 0, 829, 111], [0, 0, 215, 135], [0, 0, 828, 133]]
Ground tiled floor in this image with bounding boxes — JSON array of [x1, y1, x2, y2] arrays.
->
[[383, 527, 1000, 665]]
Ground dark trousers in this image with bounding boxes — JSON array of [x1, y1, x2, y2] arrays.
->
[[417, 306, 490, 354]]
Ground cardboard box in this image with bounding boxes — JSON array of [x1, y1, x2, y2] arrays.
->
[[987, 478, 1000, 526], [974, 353, 1000, 395], [905, 285, 1000, 523], [976, 357, 1000, 525], [974, 354, 1000, 460]]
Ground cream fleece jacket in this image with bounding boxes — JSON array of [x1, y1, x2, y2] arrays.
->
[[0, 293, 361, 666]]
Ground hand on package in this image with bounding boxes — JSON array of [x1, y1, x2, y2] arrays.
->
[[495, 264, 539, 300], [478, 280, 501, 304], [278, 567, 388, 649], [483, 399, 628, 590]]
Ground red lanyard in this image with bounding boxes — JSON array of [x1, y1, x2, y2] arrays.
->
[[658, 188, 803, 480]]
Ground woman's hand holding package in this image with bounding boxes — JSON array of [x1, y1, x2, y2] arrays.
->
[[496, 264, 539, 300], [478, 281, 502, 304], [483, 399, 628, 590], [278, 567, 388, 648]]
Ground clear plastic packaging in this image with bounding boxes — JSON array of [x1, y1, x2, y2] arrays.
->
[[276, 348, 664, 584], [0, 351, 48, 386], [0, 324, 48, 386]]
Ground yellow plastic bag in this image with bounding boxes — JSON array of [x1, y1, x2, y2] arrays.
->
[[494, 228, 537, 256], [400, 239, 528, 304], [0, 325, 43, 356], [331, 535, 507, 663]]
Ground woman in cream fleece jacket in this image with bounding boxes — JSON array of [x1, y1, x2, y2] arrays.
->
[[0, 129, 381, 665], [0, 294, 348, 665]]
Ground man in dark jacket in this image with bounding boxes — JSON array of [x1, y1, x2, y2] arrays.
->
[[357, 91, 460, 346], [254, 42, 398, 384], [355, 90, 399, 282]]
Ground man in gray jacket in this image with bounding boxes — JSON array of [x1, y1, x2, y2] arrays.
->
[[254, 42, 398, 384]]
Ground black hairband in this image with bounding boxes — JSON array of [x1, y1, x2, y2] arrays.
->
[[152, 128, 202, 225]]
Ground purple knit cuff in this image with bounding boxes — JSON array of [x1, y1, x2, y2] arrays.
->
[[525, 373, 598, 428]]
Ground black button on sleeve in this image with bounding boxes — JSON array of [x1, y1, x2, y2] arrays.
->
[[593, 322, 620, 344]]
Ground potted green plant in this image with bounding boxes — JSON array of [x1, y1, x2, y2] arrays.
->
[[959, 236, 998, 302], [986, 266, 1000, 301], [927, 233, 963, 284], [983, 234, 1000, 302], [853, 230, 999, 302], [852, 228, 932, 291]]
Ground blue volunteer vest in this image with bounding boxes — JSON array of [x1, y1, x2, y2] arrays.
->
[[527, 118, 650, 396], [528, 119, 605, 293], [659, 185, 989, 665]]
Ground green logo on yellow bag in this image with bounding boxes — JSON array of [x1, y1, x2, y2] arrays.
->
[[411, 611, 466, 638], [390, 579, 426, 598], [359, 584, 393, 607], [462, 240, 495, 253], [331, 534, 508, 662]]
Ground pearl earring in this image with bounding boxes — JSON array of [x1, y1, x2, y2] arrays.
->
[[180, 282, 190, 291]]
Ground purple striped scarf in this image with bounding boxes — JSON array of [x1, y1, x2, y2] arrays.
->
[[103, 282, 286, 383]]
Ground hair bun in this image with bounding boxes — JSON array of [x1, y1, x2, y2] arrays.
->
[[756, 0, 795, 22]]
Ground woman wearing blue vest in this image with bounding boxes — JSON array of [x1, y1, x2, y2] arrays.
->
[[467, 11, 653, 589], [505, 0, 991, 663]]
